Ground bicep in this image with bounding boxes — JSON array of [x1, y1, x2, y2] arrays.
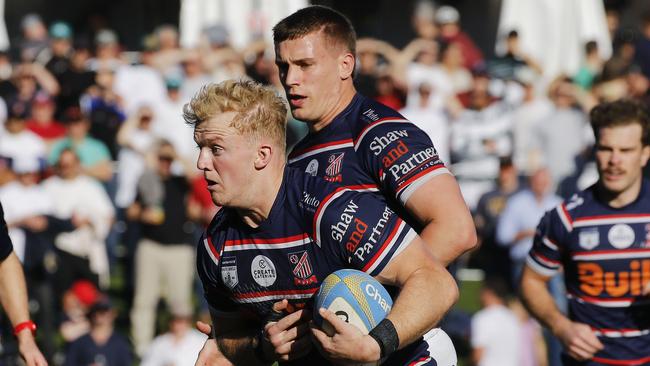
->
[[403, 173, 470, 226]]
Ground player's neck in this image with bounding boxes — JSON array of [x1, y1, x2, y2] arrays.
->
[[237, 162, 286, 228], [309, 86, 356, 133], [599, 177, 643, 208]]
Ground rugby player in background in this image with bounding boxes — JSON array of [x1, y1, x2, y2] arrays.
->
[[521, 99, 650, 365]]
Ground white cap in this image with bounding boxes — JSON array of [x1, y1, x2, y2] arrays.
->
[[12, 157, 40, 174], [435, 5, 460, 24]]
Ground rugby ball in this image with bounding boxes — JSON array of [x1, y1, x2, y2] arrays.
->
[[314, 269, 393, 336]]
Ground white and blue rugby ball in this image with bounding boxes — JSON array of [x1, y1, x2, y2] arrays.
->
[[314, 269, 393, 336]]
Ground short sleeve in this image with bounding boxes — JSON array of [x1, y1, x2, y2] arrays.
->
[[526, 205, 569, 277], [196, 232, 240, 316], [313, 188, 417, 277], [353, 120, 450, 205], [0, 202, 13, 261]]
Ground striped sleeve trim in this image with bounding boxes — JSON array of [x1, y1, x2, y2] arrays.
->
[[526, 255, 559, 277]]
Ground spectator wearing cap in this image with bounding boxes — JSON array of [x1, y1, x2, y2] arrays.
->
[[42, 148, 114, 290], [42, 21, 74, 79], [153, 77, 197, 166], [200, 24, 247, 84], [26, 92, 66, 145], [59, 280, 99, 343], [179, 49, 212, 103], [140, 307, 207, 366], [17, 13, 49, 62], [87, 29, 124, 72], [64, 297, 132, 366], [0, 100, 47, 165], [48, 107, 113, 182], [435, 5, 484, 70]]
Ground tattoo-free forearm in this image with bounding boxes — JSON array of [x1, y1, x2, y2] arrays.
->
[[387, 265, 458, 348]]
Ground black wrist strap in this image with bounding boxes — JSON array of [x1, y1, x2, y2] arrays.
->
[[368, 318, 399, 359]]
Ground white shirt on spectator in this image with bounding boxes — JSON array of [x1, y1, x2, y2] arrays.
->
[[140, 329, 207, 366], [0, 129, 46, 162], [471, 304, 521, 366]]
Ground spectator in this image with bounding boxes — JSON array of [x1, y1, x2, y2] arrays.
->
[[179, 49, 212, 103], [508, 299, 547, 366], [0, 100, 47, 165], [17, 14, 49, 62], [471, 278, 521, 366], [59, 280, 99, 343], [64, 297, 132, 366], [574, 41, 604, 91], [54, 44, 96, 118], [43, 148, 114, 291], [439, 41, 472, 94], [25, 92, 66, 146], [489, 30, 542, 81], [496, 167, 562, 285], [87, 29, 124, 72], [140, 308, 207, 366], [435, 5, 484, 70], [41, 22, 74, 78], [470, 157, 520, 286], [530, 77, 593, 186], [129, 140, 195, 356], [48, 107, 114, 183]]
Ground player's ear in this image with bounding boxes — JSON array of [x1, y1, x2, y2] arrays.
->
[[642, 145, 650, 167], [339, 51, 355, 80], [254, 144, 273, 170]]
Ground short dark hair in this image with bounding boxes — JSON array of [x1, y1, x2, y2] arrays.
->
[[585, 40, 598, 55], [482, 277, 511, 301], [590, 99, 650, 146], [273, 5, 356, 55]]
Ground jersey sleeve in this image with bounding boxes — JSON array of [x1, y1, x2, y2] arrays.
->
[[353, 119, 450, 205], [196, 231, 240, 317], [525, 204, 570, 277], [0, 202, 13, 262], [312, 188, 418, 277]]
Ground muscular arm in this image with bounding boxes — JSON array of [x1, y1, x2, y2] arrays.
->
[[210, 309, 266, 366], [520, 266, 603, 361], [405, 174, 477, 266], [376, 235, 459, 347]]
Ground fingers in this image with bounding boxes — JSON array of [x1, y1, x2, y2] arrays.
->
[[643, 282, 650, 296], [272, 299, 289, 313], [275, 332, 314, 361], [318, 308, 349, 334], [267, 309, 310, 336], [196, 321, 213, 336], [565, 324, 604, 361]]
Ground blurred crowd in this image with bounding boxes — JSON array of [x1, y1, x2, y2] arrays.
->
[[1, 2, 650, 365]]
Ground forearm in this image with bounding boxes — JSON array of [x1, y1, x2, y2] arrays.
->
[[0, 252, 30, 327], [387, 265, 458, 348], [419, 217, 477, 266], [520, 268, 568, 333], [216, 330, 267, 365]]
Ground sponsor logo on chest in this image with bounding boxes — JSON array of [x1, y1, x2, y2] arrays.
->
[[608, 224, 635, 249], [251, 255, 277, 287]]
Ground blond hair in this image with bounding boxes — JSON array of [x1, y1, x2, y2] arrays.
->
[[183, 80, 288, 151]]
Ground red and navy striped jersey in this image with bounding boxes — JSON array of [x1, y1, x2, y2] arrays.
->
[[197, 167, 436, 364], [527, 179, 650, 366], [287, 93, 449, 230]]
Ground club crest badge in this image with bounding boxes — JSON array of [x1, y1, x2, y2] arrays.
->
[[325, 153, 344, 182], [221, 256, 239, 289], [288, 250, 317, 285], [578, 228, 600, 250]]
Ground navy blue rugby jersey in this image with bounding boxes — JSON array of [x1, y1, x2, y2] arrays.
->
[[527, 179, 650, 366], [287, 93, 449, 231], [197, 167, 440, 365]]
